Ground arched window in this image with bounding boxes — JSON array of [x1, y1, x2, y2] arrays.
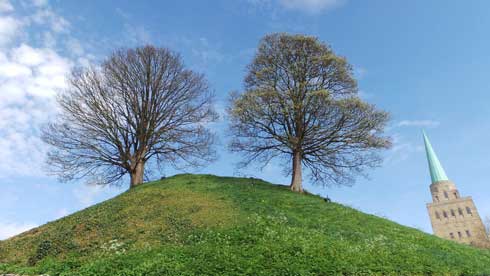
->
[[458, 232, 462, 239], [466, 207, 472, 215], [435, 211, 440, 219], [443, 211, 448, 218], [450, 232, 455, 239], [453, 192, 458, 199], [444, 191, 449, 199], [450, 209, 456, 217], [458, 208, 463, 216], [466, 230, 471, 237], [435, 196, 439, 202]]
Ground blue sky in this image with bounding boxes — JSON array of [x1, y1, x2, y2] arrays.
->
[[1, 0, 490, 239]]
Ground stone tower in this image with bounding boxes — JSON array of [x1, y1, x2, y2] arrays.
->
[[424, 132, 489, 248]]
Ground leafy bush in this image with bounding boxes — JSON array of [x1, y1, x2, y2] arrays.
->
[[27, 240, 58, 266]]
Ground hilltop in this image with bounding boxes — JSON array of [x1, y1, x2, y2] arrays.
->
[[1, 174, 490, 275]]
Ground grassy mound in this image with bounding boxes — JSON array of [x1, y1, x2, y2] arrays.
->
[[1, 174, 489, 275]]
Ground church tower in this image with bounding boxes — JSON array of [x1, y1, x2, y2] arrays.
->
[[424, 132, 489, 248]]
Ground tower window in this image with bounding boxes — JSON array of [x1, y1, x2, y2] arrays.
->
[[458, 208, 463, 216], [466, 230, 471, 237], [444, 191, 449, 199], [450, 233, 455, 239], [435, 196, 439, 202], [466, 207, 472, 215], [453, 192, 458, 199], [443, 211, 448, 218], [458, 232, 462, 238], [450, 209, 455, 217], [435, 211, 440, 219]]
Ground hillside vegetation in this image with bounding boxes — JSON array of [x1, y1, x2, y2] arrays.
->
[[1, 174, 490, 275]]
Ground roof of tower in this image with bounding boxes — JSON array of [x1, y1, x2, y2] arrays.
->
[[423, 131, 449, 183]]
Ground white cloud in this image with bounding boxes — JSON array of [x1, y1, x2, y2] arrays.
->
[[124, 23, 151, 44], [279, 0, 345, 13], [383, 121, 438, 164], [0, 44, 71, 177], [0, 61, 31, 77], [190, 37, 226, 68], [386, 141, 414, 164], [0, 221, 37, 240], [0, 0, 111, 242], [0, 0, 13, 13], [31, 0, 48, 7], [74, 184, 104, 207], [65, 37, 84, 56], [384, 134, 423, 165], [396, 120, 440, 128], [12, 43, 46, 65], [0, 3, 75, 178], [42, 31, 56, 47], [0, 16, 21, 45], [30, 8, 70, 33]]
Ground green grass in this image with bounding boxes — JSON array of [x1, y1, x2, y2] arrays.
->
[[1, 174, 490, 275]]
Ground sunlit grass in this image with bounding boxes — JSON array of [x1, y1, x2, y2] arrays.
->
[[0, 174, 489, 275]]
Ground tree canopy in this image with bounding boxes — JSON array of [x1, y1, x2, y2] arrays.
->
[[228, 33, 391, 192], [42, 46, 217, 188]]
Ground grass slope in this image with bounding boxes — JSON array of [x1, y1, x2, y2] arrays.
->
[[1, 174, 490, 275]]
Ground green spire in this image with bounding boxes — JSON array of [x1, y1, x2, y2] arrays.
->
[[422, 131, 449, 183]]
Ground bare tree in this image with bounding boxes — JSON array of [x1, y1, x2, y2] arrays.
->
[[42, 46, 217, 188], [228, 33, 391, 192]]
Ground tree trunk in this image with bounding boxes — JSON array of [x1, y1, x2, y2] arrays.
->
[[130, 161, 145, 188], [290, 150, 303, 193]]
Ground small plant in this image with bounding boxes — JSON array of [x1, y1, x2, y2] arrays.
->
[[100, 239, 127, 255], [27, 240, 57, 266]]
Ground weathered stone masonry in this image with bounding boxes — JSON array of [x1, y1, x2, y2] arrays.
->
[[423, 132, 489, 248]]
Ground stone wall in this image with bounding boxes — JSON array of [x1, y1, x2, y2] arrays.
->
[[427, 180, 490, 248]]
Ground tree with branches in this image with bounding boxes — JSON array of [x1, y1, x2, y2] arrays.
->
[[228, 33, 391, 192], [42, 45, 217, 188]]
